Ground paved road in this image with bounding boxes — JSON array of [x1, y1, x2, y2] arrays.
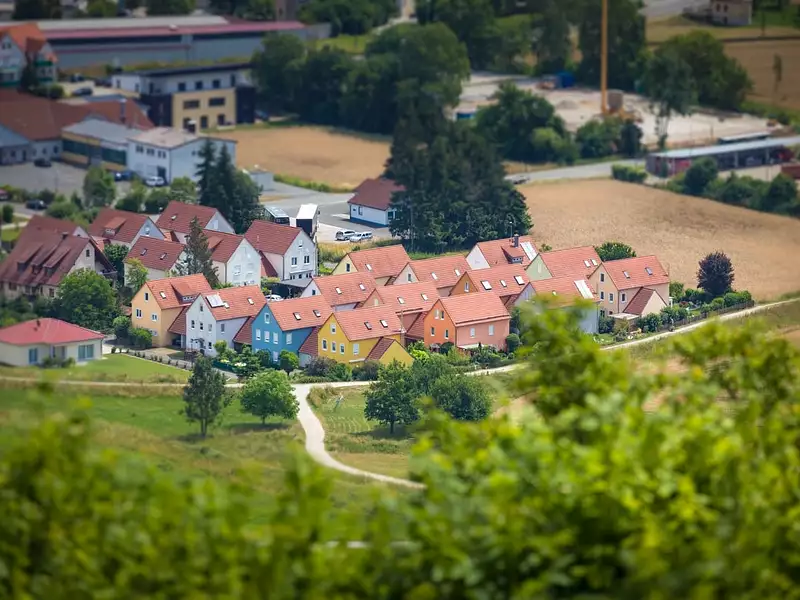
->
[[0, 162, 131, 198], [505, 159, 642, 185]]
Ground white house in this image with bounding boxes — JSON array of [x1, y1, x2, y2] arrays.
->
[[245, 220, 316, 289], [347, 178, 404, 227], [529, 276, 601, 334], [467, 235, 538, 269], [0, 23, 56, 88], [127, 127, 236, 183], [156, 201, 234, 244], [206, 231, 259, 287], [0, 318, 104, 367], [178, 285, 265, 356], [87, 208, 164, 249]]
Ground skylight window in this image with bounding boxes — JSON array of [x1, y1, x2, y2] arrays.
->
[[623, 271, 630, 278], [140, 249, 147, 256], [247, 298, 254, 305], [584, 260, 591, 267], [366, 264, 373, 271], [591, 259, 598, 266], [159, 291, 167, 299], [160, 253, 167, 260], [223, 302, 230, 308], [454, 269, 460, 276], [645, 267, 653, 275], [379, 319, 388, 328], [481, 280, 492, 290], [335, 287, 342, 294], [313, 309, 321, 317], [170, 215, 177, 220], [398, 297, 405, 304], [359, 283, 366, 291], [514, 275, 525, 285], [364, 321, 372, 330], [431, 273, 438, 280], [421, 293, 428, 301], [293, 312, 301, 320], [500, 279, 507, 287]]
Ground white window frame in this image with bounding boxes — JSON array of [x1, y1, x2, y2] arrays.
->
[[272, 332, 278, 344], [256, 329, 261, 340], [322, 339, 328, 350], [353, 343, 360, 356], [135, 308, 142, 318], [470, 327, 476, 338], [609, 293, 614, 303], [286, 332, 293, 345], [488, 325, 494, 336], [151, 313, 158, 321]]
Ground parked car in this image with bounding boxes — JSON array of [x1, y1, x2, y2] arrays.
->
[[335, 229, 356, 241], [71, 86, 93, 97], [112, 170, 133, 181], [95, 77, 111, 87], [265, 294, 283, 302], [348, 231, 373, 242], [33, 158, 52, 167], [69, 73, 85, 82], [144, 176, 166, 187], [25, 199, 46, 210], [0, 189, 9, 202]]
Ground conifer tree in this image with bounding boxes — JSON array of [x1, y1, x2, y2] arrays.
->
[[195, 140, 217, 207], [175, 217, 220, 288]]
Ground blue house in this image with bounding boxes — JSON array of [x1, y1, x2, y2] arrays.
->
[[251, 295, 333, 363]]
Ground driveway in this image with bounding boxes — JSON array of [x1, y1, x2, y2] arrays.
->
[[0, 161, 130, 198]]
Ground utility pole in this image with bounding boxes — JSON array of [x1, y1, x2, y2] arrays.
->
[[601, 0, 608, 115]]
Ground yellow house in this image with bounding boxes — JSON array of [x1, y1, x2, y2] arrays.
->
[[314, 305, 412, 366], [61, 120, 135, 172], [332, 245, 411, 286], [588, 255, 670, 318], [130, 274, 211, 347]]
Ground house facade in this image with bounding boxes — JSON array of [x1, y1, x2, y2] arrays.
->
[[423, 293, 510, 351], [362, 281, 439, 333], [526, 246, 602, 282], [245, 220, 316, 288], [529, 276, 600, 334], [0, 318, 103, 367], [0, 23, 56, 88], [588, 255, 670, 317], [316, 305, 412, 366], [88, 208, 164, 249], [394, 255, 471, 297], [125, 237, 186, 283], [157, 201, 233, 244], [207, 232, 259, 287], [301, 271, 376, 311], [250, 295, 332, 363], [347, 178, 404, 227], [466, 234, 538, 269], [711, 0, 752, 25], [332, 245, 411, 285]]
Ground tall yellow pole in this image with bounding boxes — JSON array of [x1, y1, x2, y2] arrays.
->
[[601, 0, 608, 115]]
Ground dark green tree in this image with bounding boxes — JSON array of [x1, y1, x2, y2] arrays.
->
[[240, 370, 298, 423], [364, 361, 419, 433], [182, 356, 229, 438], [103, 244, 129, 286], [251, 33, 306, 114], [53, 269, 119, 331], [145, 0, 193, 14], [532, 4, 572, 73], [697, 251, 734, 298], [12, 0, 60, 19], [644, 43, 697, 148], [410, 353, 455, 395], [2, 204, 14, 224], [416, 0, 500, 69], [175, 217, 220, 287], [195, 139, 217, 207], [278, 350, 300, 374], [294, 47, 355, 124], [299, 0, 396, 35], [683, 157, 719, 197], [575, 117, 623, 159], [429, 374, 492, 421], [116, 184, 146, 213], [168, 177, 197, 204], [594, 241, 636, 261], [761, 173, 798, 213], [143, 188, 171, 214], [618, 119, 644, 157]]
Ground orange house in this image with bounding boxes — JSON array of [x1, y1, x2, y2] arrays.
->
[[423, 293, 510, 351]]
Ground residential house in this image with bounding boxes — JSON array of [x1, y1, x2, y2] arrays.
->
[[315, 305, 413, 366], [362, 281, 439, 337], [0, 228, 114, 300], [124, 237, 186, 283], [332, 244, 411, 285], [88, 208, 164, 249], [24, 214, 87, 238], [206, 231, 259, 287], [171, 285, 265, 356], [0, 23, 56, 88], [588, 255, 670, 318], [157, 201, 234, 244], [423, 293, 511, 351], [450, 264, 533, 308], [394, 255, 471, 296], [245, 220, 316, 288], [466, 234, 537, 269], [529, 276, 600, 334], [711, 0, 752, 25], [301, 271, 376, 311], [0, 318, 103, 367], [347, 178, 404, 227], [131, 274, 212, 348], [526, 245, 602, 281], [251, 295, 332, 364]]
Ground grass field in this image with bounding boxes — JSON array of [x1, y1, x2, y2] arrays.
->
[[522, 180, 800, 300], [0, 354, 190, 384], [227, 125, 391, 190], [0, 385, 400, 530]]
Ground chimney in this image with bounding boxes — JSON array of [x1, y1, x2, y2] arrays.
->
[[119, 98, 126, 124], [513, 233, 519, 248], [36, 319, 41, 328]]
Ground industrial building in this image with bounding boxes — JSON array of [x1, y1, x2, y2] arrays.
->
[[61, 119, 136, 172]]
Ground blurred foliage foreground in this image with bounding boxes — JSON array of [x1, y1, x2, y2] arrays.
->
[[1, 304, 800, 599]]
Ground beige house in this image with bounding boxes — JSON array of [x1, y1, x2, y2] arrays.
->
[[588, 255, 670, 318], [711, 0, 752, 25], [332, 245, 411, 285], [0, 318, 104, 367]]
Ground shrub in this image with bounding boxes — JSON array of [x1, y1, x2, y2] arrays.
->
[[723, 290, 752, 307], [326, 362, 352, 382], [576, 118, 622, 159], [111, 346, 117, 354], [598, 315, 615, 334], [637, 313, 661, 333], [683, 158, 719, 196], [682, 287, 710, 305], [128, 327, 153, 350], [505, 333, 520, 353], [305, 356, 338, 377], [660, 305, 688, 324], [611, 164, 647, 183], [439, 341, 455, 355], [669, 282, 685, 301], [279, 349, 300, 374], [353, 360, 381, 381], [471, 346, 505, 368], [1, 204, 13, 224]]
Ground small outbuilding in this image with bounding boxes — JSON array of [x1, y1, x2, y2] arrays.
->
[[347, 178, 405, 226], [0, 318, 104, 367]]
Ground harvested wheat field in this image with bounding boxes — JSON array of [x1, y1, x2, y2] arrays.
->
[[227, 126, 390, 189], [725, 39, 800, 111], [523, 180, 800, 300]]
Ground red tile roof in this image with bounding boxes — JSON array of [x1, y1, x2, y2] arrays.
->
[[206, 231, 246, 264], [89, 208, 156, 244], [530, 276, 598, 307], [367, 337, 401, 361], [331, 305, 404, 342], [126, 237, 184, 271], [0, 318, 104, 346], [0, 96, 94, 141], [233, 316, 255, 345], [345, 245, 410, 280], [158, 202, 224, 235], [311, 272, 376, 306], [201, 285, 265, 321], [406, 255, 471, 289], [24, 214, 85, 237], [168, 306, 189, 335], [461, 264, 530, 299], [347, 178, 405, 211], [244, 220, 302, 256], [0, 23, 50, 59], [369, 281, 439, 316], [603, 255, 669, 290], [146, 274, 212, 310], [623, 288, 667, 316], [260, 254, 278, 277], [538, 246, 602, 279], [473, 236, 538, 267], [0, 229, 102, 290], [298, 327, 319, 357], [405, 314, 426, 339], [84, 100, 153, 130], [267, 296, 333, 332], [439, 293, 510, 326]]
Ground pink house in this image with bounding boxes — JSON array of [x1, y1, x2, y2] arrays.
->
[[423, 292, 510, 351]]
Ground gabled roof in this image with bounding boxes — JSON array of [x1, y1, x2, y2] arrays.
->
[[369, 281, 439, 316], [88, 208, 155, 244], [439, 293, 510, 326], [367, 337, 403, 361], [24, 214, 86, 237], [199, 285, 265, 321], [233, 316, 255, 345], [406, 255, 471, 289], [530, 276, 598, 307], [460, 264, 530, 298], [0, 318, 104, 346], [299, 327, 319, 357], [474, 236, 537, 267], [167, 306, 189, 335], [331, 305, 404, 342], [145, 274, 212, 310], [157, 201, 225, 235], [603, 255, 669, 290], [345, 245, 410, 280], [0, 95, 93, 141], [405, 314, 426, 339], [206, 231, 247, 264], [311, 272, 376, 306], [266, 296, 333, 332], [126, 237, 184, 271], [0, 23, 48, 55], [623, 288, 668, 316], [538, 246, 602, 279], [244, 220, 303, 256], [83, 100, 153, 130], [347, 178, 405, 211]]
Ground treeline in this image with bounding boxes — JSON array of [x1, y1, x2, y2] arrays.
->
[[298, 0, 397, 36]]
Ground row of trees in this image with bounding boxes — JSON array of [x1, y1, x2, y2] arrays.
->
[[116, 177, 197, 214], [298, 0, 397, 36]]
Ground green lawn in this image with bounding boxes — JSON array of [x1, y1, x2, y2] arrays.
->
[[310, 33, 374, 55], [0, 353, 190, 384], [1, 227, 21, 243], [0, 385, 405, 531]]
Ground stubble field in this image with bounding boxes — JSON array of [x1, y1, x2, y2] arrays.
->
[[523, 180, 800, 300], [724, 40, 800, 111]]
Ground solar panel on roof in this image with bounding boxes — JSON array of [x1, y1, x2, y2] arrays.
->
[[207, 294, 223, 307], [575, 280, 594, 300], [520, 241, 536, 261]]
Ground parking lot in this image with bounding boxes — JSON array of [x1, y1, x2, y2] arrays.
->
[[0, 162, 131, 198]]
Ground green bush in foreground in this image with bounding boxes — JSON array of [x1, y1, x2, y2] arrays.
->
[[3, 303, 800, 597], [611, 164, 647, 183]]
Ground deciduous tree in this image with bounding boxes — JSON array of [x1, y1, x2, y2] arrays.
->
[[278, 349, 300, 374], [251, 33, 306, 114], [761, 172, 798, 213], [429, 374, 492, 421], [175, 217, 220, 287], [168, 176, 197, 204], [125, 258, 148, 295], [54, 269, 119, 331], [594, 241, 636, 261], [103, 244, 129, 286], [182, 356, 229, 437], [697, 251, 734, 298], [644, 43, 696, 148], [683, 157, 719, 196], [82, 166, 115, 208], [364, 361, 419, 433], [145, 0, 192, 15], [240, 370, 298, 423]]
